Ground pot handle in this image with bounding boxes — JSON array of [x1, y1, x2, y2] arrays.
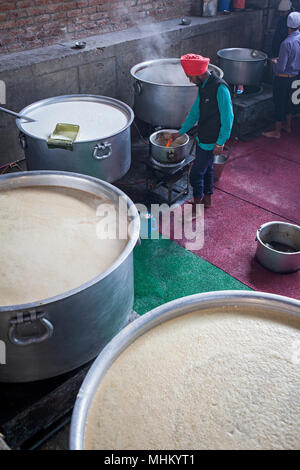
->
[[93, 142, 112, 160], [19, 132, 27, 150], [133, 80, 143, 95], [255, 226, 262, 241], [8, 311, 54, 346], [167, 149, 176, 162]]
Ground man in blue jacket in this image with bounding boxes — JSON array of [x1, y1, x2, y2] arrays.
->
[[170, 53, 234, 214], [263, 11, 300, 139], [272, 0, 293, 59]]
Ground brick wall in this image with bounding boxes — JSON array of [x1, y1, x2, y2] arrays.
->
[[0, 0, 193, 54]]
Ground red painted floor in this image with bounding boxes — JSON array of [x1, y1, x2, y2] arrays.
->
[[228, 118, 300, 165], [215, 151, 300, 223], [167, 123, 300, 300]]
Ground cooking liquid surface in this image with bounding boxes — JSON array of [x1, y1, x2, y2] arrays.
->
[[20, 101, 128, 141], [136, 63, 194, 86], [0, 186, 128, 306], [85, 307, 300, 450]]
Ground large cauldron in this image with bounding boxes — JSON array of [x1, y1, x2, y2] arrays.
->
[[217, 48, 268, 86], [130, 58, 223, 128], [16, 95, 134, 183], [70, 291, 300, 450], [0, 171, 140, 382]]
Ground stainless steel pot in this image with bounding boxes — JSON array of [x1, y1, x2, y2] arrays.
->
[[217, 48, 268, 86], [255, 221, 300, 273], [16, 95, 134, 183], [0, 171, 140, 382], [70, 290, 300, 449], [150, 129, 189, 164], [130, 59, 224, 128]]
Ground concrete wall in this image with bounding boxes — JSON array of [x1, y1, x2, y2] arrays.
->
[[0, 10, 264, 165]]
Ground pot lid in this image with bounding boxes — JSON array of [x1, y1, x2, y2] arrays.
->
[[17, 95, 132, 142]]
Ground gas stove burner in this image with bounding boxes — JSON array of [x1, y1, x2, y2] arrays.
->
[[150, 156, 186, 171]]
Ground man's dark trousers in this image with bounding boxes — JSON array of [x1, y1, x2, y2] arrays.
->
[[190, 144, 214, 199]]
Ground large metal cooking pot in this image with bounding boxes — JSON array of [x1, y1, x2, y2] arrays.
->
[[16, 95, 134, 183], [255, 221, 300, 273], [70, 290, 300, 450], [130, 58, 224, 128], [0, 171, 140, 382], [217, 48, 268, 86], [150, 129, 189, 164]]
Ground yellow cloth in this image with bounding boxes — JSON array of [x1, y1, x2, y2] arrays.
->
[[47, 123, 79, 150]]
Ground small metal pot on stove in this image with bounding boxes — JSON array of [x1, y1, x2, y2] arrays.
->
[[150, 129, 189, 165]]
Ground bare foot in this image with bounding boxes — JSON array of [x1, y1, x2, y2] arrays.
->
[[262, 130, 281, 139]]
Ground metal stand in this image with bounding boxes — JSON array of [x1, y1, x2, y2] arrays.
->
[[145, 154, 195, 205]]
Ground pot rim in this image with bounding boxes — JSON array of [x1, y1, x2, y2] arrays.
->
[[0, 170, 140, 313], [149, 129, 189, 149], [69, 289, 300, 450], [256, 221, 300, 255], [130, 58, 224, 87], [16, 94, 134, 143], [217, 48, 268, 62]]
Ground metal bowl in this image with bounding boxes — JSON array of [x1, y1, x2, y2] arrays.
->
[[73, 41, 86, 49], [150, 129, 189, 164], [255, 221, 300, 273]]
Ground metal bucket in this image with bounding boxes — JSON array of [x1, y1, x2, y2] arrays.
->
[[0, 171, 140, 382], [70, 290, 300, 449], [214, 153, 229, 181], [255, 221, 300, 273]]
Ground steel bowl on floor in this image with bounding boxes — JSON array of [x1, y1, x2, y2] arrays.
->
[[255, 221, 300, 273]]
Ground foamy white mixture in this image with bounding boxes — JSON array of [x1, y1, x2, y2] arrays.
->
[[85, 308, 300, 450], [137, 63, 195, 86], [21, 101, 128, 141], [0, 186, 128, 306]]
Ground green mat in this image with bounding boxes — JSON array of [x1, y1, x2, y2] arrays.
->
[[133, 238, 251, 315]]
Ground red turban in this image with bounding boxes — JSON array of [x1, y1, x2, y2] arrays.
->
[[180, 53, 210, 76]]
